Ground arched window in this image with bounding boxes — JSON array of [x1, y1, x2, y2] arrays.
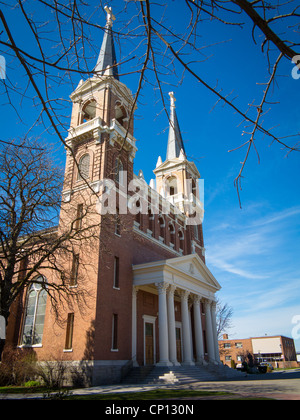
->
[[169, 222, 175, 245], [194, 224, 199, 240], [77, 154, 90, 181], [115, 157, 124, 185], [166, 176, 178, 197], [115, 102, 127, 127], [82, 100, 96, 123], [22, 279, 47, 346], [158, 215, 165, 241], [178, 229, 184, 251], [192, 179, 197, 196], [148, 207, 154, 233]]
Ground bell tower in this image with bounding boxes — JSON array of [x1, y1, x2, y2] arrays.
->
[[62, 6, 137, 202], [154, 92, 201, 216], [153, 92, 205, 258]]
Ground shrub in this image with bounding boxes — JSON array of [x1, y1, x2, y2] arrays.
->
[[0, 346, 37, 386], [24, 380, 42, 388], [35, 358, 68, 389]]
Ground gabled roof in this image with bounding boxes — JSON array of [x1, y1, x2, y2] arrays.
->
[[153, 156, 200, 179], [132, 253, 221, 296]]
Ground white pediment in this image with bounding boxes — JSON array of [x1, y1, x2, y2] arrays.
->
[[165, 253, 221, 292], [132, 253, 221, 297], [153, 158, 200, 179]]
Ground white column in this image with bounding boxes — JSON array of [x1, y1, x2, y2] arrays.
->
[[131, 287, 138, 366], [211, 301, 220, 363], [167, 285, 180, 365], [156, 282, 172, 366], [193, 295, 205, 364], [204, 299, 216, 363], [188, 301, 194, 362], [180, 290, 195, 366]]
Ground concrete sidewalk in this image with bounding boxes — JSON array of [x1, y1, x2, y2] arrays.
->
[[1, 370, 300, 400], [70, 369, 300, 400]]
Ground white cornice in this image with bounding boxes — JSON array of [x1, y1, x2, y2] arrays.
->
[[70, 76, 137, 110], [132, 253, 221, 297], [154, 158, 200, 179]]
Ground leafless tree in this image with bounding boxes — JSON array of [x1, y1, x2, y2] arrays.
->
[[0, 138, 104, 357], [216, 298, 234, 339], [0, 0, 299, 206]]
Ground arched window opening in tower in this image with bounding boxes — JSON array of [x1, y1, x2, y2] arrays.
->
[[82, 100, 97, 123]]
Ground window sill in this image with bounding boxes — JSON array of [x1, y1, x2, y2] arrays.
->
[[63, 349, 73, 353], [110, 349, 119, 352], [18, 344, 43, 348]]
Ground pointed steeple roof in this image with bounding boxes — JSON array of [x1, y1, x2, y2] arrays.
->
[[166, 92, 186, 160], [94, 6, 119, 80]]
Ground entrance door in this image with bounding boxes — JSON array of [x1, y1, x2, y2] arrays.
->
[[176, 327, 182, 363], [145, 322, 154, 365]]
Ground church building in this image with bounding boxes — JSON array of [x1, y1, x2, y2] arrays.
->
[[5, 7, 221, 385]]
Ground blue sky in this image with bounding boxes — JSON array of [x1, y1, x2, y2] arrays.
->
[[1, 1, 300, 351]]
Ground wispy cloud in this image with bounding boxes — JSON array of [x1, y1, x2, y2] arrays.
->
[[206, 255, 268, 280], [205, 204, 300, 347], [251, 206, 300, 228], [206, 205, 300, 281]]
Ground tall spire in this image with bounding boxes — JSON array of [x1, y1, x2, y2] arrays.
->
[[166, 92, 186, 160], [94, 6, 119, 80]]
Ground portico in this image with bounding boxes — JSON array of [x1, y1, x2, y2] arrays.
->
[[132, 254, 221, 367]]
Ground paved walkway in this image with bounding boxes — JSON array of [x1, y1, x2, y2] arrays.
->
[[1, 369, 300, 400], [187, 369, 300, 400], [71, 369, 300, 400]]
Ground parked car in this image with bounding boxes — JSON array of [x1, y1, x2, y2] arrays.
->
[[260, 362, 274, 370]]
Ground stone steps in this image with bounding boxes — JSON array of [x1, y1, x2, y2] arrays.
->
[[122, 363, 243, 385]]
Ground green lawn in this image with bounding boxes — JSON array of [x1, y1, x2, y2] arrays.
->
[[66, 388, 273, 400], [67, 389, 230, 400], [0, 387, 274, 400]]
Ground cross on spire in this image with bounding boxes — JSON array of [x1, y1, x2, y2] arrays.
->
[[94, 5, 119, 79], [169, 91, 176, 108], [104, 5, 116, 27]]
